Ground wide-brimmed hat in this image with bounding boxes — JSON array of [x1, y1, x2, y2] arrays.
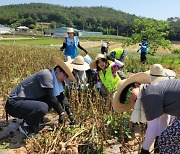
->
[[112, 72, 151, 113], [89, 54, 107, 69], [67, 55, 90, 71], [53, 56, 76, 82], [67, 28, 74, 33], [146, 64, 176, 83]]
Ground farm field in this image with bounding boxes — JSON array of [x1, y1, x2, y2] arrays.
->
[[0, 36, 180, 154]]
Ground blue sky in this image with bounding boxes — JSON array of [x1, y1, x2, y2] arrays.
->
[[0, 0, 179, 20]]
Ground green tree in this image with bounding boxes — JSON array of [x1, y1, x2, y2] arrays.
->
[[50, 21, 56, 29], [123, 18, 171, 53], [167, 17, 180, 41]]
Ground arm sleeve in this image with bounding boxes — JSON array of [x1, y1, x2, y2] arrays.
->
[[60, 43, 66, 50], [109, 51, 116, 58], [38, 70, 53, 88], [114, 59, 124, 68], [56, 92, 65, 102], [143, 118, 159, 150], [44, 88, 63, 115], [78, 42, 88, 54]]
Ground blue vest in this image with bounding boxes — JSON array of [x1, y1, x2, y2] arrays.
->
[[141, 41, 148, 53], [64, 36, 79, 58]]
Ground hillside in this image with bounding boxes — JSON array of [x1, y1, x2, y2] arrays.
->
[[0, 3, 180, 40], [0, 3, 138, 36]]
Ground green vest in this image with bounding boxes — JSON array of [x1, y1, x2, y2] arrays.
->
[[99, 66, 121, 93], [110, 48, 123, 59]]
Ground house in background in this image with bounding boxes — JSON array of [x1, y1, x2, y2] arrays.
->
[[53, 27, 78, 37], [0, 24, 13, 34], [78, 31, 103, 36], [53, 26, 103, 37], [16, 26, 29, 31]]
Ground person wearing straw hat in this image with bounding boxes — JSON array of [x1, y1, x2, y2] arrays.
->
[[90, 53, 124, 98], [66, 55, 90, 89], [112, 72, 180, 154], [60, 28, 88, 60], [146, 63, 176, 82], [5, 56, 76, 138], [101, 42, 127, 79], [145, 63, 176, 153]]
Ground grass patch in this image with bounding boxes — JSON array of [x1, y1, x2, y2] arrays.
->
[[0, 36, 64, 47]]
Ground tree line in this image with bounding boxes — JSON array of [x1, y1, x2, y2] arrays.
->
[[0, 3, 179, 40]]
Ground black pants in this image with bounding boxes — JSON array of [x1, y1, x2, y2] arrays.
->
[[140, 52, 147, 63], [5, 99, 48, 130]]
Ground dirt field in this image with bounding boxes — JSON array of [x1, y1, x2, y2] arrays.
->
[[0, 40, 179, 154], [81, 40, 180, 53]]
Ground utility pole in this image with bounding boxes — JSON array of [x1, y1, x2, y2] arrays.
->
[[117, 25, 119, 36]]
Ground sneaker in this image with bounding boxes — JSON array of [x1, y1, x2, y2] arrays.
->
[[19, 123, 38, 138]]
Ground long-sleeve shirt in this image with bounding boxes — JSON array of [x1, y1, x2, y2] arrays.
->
[[8, 69, 64, 115]]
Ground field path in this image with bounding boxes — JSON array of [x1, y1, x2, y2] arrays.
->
[[81, 40, 179, 53]]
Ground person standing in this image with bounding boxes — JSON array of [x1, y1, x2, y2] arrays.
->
[[60, 28, 88, 60], [137, 37, 148, 64], [5, 56, 76, 138]]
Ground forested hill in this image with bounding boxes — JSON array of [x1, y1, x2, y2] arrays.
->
[[0, 3, 138, 36], [0, 3, 179, 40]]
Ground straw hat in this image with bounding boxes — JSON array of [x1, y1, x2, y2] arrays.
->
[[146, 64, 176, 83], [89, 54, 107, 69], [67, 28, 74, 33], [112, 72, 151, 113], [53, 56, 76, 82], [67, 55, 90, 71]]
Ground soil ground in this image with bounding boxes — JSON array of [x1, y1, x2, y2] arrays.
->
[[0, 41, 179, 153], [0, 115, 141, 154], [81, 40, 180, 53], [0, 100, 153, 154]]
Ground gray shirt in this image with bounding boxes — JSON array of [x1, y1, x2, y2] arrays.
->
[[141, 79, 180, 121], [8, 69, 53, 99]]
